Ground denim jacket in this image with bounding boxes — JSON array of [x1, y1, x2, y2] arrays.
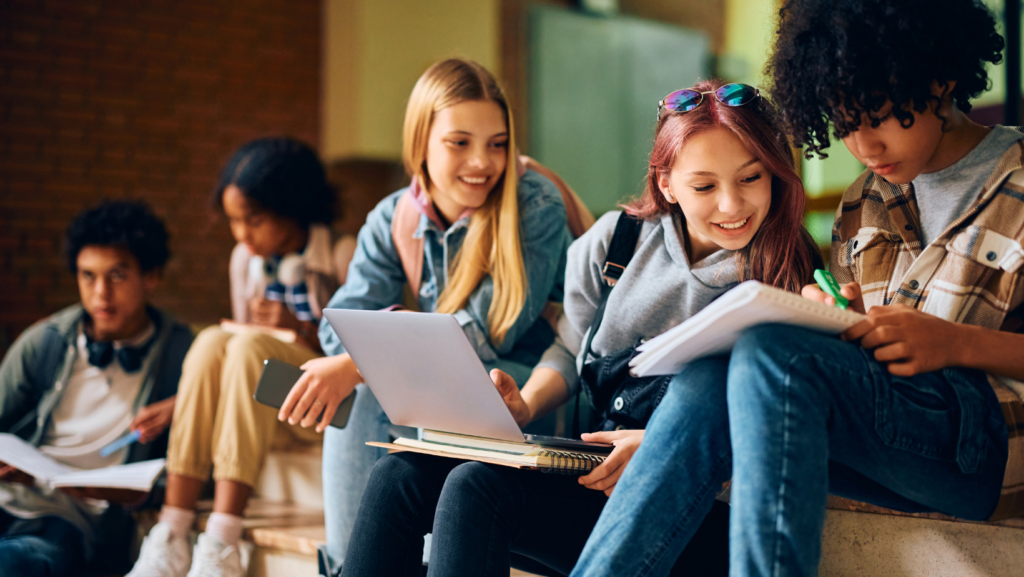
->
[[318, 169, 572, 370]]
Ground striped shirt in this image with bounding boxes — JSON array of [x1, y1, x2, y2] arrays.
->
[[830, 130, 1024, 520], [264, 256, 315, 322]]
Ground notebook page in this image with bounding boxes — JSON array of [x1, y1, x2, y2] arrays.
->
[[0, 433, 79, 482], [51, 458, 166, 490], [631, 281, 864, 376]]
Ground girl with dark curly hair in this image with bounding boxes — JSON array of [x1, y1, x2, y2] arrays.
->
[[127, 137, 357, 577], [574, 1, 1024, 576]]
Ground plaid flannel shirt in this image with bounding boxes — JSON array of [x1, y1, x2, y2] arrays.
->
[[830, 133, 1024, 521]]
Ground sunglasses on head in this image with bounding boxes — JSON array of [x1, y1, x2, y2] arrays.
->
[[657, 83, 761, 119]]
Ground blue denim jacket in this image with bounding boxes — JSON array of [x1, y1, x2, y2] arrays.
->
[[318, 169, 572, 370]]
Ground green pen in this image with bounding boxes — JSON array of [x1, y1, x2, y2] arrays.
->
[[813, 269, 849, 310]]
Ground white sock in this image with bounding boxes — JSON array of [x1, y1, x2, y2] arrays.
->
[[159, 505, 196, 539], [205, 512, 244, 547]]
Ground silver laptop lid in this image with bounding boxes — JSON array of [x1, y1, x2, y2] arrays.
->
[[322, 309, 526, 443]]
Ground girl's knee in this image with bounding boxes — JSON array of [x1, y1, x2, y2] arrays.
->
[[440, 462, 501, 504], [223, 331, 279, 363], [370, 454, 432, 491]]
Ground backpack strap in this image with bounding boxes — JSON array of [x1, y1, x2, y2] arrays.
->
[[572, 212, 643, 437], [582, 212, 643, 364], [519, 156, 595, 238], [391, 190, 425, 292]]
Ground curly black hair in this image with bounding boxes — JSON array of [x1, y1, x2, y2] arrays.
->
[[768, 0, 1004, 158], [64, 200, 171, 273], [214, 137, 336, 228]]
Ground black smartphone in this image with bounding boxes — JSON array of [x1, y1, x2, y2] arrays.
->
[[253, 359, 355, 429]]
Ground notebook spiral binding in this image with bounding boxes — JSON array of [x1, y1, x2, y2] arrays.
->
[[538, 450, 604, 475]]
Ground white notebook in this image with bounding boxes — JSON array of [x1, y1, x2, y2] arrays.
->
[[0, 433, 165, 491], [630, 281, 866, 377]]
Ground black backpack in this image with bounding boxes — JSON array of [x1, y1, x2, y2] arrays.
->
[[573, 212, 673, 434]]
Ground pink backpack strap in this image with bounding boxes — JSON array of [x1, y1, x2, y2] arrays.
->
[[391, 190, 425, 291], [519, 155, 595, 238]]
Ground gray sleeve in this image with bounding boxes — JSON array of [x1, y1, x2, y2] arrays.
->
[[0, 320, 53, 432], [533, 312, 582, 394], [534, 212, 623, 395], [562, 212, 621, 368]]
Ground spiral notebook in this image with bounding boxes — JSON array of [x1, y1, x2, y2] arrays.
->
[[630, 280, 866, 377], [368, 433, 606, 475]]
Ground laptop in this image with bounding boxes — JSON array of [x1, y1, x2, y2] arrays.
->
[[322, 309, 611, 452]]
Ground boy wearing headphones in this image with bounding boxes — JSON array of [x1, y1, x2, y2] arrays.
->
[[0, 200, 192, 576]]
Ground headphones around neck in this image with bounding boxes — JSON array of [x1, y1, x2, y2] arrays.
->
[[249, 253, 306, 287]]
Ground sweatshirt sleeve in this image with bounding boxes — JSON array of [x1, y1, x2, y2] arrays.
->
[[534, 212, 623, 395], [562, 211, 621, 370], [533, 312, 583, 394]]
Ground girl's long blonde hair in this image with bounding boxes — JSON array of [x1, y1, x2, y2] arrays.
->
[[402, 58, 525, 346]]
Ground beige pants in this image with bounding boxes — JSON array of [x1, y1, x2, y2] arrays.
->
[[166, 327, 322, 487]]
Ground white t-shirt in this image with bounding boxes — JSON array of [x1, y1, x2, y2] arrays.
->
[[39, 323, 154, 470]]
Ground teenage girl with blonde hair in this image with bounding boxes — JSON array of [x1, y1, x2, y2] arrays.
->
[[275, 58, 579, 575]]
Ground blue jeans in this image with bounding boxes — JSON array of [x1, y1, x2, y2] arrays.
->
[[322, 360, 538, 576], [572, 326, 1009, 577], [0, 511, 85, 577], [571, 357, 733, 577]]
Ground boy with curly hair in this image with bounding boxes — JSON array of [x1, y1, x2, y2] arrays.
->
[[0, 201, 193, 576], [571, 1, 1024, 576]]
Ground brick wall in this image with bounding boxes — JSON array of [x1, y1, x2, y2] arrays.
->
[[0, 0, 322, 356]]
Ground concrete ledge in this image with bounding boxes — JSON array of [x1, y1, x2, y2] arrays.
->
[[821, 509, 1024, 576]]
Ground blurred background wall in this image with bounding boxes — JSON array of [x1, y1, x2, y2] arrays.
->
[[1, 0, 1019, 357], [1, 0, 321, 354]]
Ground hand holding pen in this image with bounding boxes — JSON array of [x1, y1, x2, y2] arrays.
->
[[100, 396, 178, 457], [802, 270, 866, 314], [129, 396, 176, 444]]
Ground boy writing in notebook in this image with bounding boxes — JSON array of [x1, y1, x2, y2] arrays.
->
[[0, 201, 192, 576], [572, 1, 1024, 576]]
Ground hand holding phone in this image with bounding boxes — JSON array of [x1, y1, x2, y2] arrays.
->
[[254, 359, 355, 429]]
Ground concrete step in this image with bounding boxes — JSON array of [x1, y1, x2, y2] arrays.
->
[[821, 501, 1024, 576], [254, 443, 324, 508]]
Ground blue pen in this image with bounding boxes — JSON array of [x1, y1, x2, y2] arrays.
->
[[100, 429, 141, 457]]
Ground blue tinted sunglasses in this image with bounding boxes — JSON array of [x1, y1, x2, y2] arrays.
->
[[657, 83, 761, 119]]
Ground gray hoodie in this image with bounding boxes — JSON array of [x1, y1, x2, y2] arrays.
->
[[537, 211, 740, 393]]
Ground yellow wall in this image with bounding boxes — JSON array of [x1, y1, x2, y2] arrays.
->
[[322, 0, 500, 161], [722, 0, 774, 86]]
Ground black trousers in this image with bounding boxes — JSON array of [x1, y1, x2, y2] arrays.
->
[[341, 452, 729, 577]]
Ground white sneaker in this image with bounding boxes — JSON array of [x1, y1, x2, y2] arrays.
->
[[186, 533, 250, 577], [127, 522, 192, 577]]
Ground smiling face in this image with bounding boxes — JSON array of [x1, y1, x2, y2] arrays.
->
[[424, 99, 509, 225], [657, 126, 773, 263], [840, 100, 945, 185], [222, 184, 307, 257], [77, 245, 159, 341]]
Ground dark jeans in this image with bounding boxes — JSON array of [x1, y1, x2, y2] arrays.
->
[[341, 451, 729, 577], [0, 510, 85, 577]]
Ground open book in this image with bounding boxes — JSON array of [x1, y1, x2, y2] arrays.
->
[[369, 430, 609, 475], [630, 280, 866, 377], [0, 433, 166, 491]]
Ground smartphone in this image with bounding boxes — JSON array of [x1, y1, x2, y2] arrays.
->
[[253, 359, 355, 429]]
